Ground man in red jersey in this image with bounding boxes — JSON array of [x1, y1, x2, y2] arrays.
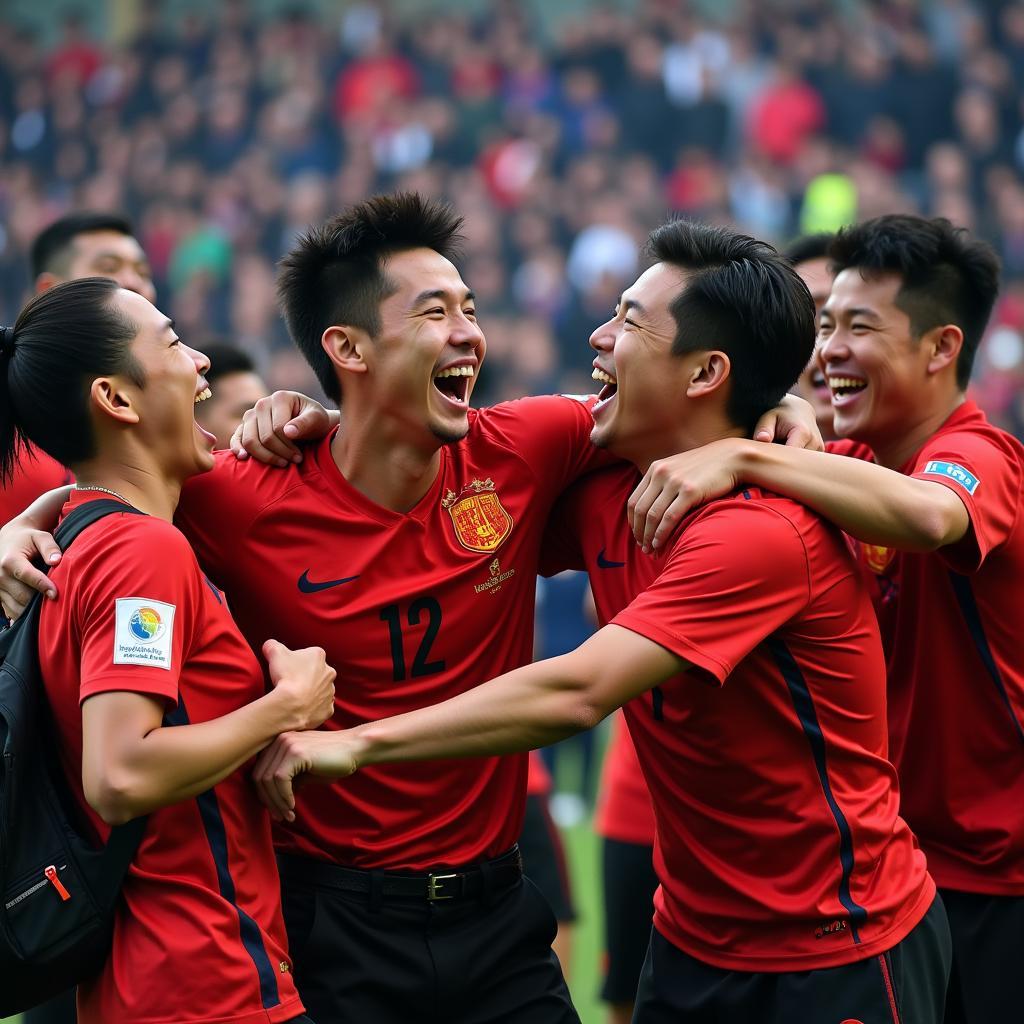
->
[[2, 279, 333, 1024], [625, 215, 1020, 1024], [249, 220, 950, 1023], [0, 212, 156, 528], [8, 211, 158, 1024]]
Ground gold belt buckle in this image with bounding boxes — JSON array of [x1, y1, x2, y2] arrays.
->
[[427, 872, 458, 901]]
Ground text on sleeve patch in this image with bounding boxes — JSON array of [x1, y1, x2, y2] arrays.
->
[[922, 460, 980, 495], [113, 597, 176, 670]]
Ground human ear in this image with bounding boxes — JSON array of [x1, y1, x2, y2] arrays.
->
[[322, 325, 369, 376]]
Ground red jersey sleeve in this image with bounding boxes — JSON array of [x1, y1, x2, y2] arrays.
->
[[611, 500, 811, 683], [911, 428, 1023, 574], [73, 517, 200, 707]]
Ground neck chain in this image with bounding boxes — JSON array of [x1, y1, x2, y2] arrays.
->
[[74, 483, 134, 506]]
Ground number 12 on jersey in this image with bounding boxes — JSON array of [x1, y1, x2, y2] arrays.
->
[[379, 598, 446, 681]]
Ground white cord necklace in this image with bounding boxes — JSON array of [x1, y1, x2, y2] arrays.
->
[[73, 484, 134, 506]]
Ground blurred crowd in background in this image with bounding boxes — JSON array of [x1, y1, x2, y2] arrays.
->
[[2, 0, 1024, 435]]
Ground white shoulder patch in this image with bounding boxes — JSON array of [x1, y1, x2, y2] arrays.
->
[[113, 598, 176, 670]]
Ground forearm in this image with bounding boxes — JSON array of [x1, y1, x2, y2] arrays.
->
[[88, 692, 295, 822], [736, 441, 966, 550], [353, 654, 601, 768], [254, 628, 680, 821]]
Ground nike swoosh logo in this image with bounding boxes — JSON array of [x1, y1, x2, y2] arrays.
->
[[297, 570, 360, 593], [596, 549, 626, 569]]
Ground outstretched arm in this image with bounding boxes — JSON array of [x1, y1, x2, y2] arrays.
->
[[629, 438, 968, 552], [253, 625, 686, 821]]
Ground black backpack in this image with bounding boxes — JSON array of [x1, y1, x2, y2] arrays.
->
[[0, 499, 148, 1015]]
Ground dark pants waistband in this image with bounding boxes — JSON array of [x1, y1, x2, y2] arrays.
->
[[277, 846, 523, 903]]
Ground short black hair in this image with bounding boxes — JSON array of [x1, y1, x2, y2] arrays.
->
[[0, 278, 144, 483], [276, 192, 465, 403], [30, 211, 137, 279], [828, 215, 1000, 388], [200, 341, 258, 385], [783, 232, 835, 267], [647, 220, 816, 433]]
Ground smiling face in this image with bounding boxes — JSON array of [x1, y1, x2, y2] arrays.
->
[[588, 261, 696, 464], [343, 247, 485, 446], [112, 289, 216, 479], [816, 268, 935, 449]]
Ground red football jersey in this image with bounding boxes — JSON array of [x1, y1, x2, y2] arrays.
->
[[38, 493, 303, 1024], [0, 442, 72, 526], [544, 467, 934, 971], [829, 401, 1024, 894], [176, 395, 606, 870], [595, 713, 656, 846]]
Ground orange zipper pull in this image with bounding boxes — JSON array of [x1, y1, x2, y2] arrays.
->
[[44, 865, 71, 901]]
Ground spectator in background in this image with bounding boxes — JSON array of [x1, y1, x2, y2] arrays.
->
[[193, 341, 269, 450], [30, 211, 155, 302]]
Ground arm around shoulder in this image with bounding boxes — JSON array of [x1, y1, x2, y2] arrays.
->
[[737, 441, 969, 551]]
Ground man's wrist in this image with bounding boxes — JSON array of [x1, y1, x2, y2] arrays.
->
[[726, 437, 761, 477], [258, 686, 303, 737], [346, 722, 379, 770]]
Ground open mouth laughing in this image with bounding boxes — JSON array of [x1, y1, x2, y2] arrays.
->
[[193, 382, 217, 447], [592, 366, 617, 412], [433, 364, 474, 407], [828, 375, 868, 404]]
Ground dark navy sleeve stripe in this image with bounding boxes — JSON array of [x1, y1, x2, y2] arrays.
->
[[766, 634, 868, 943], [651, 686, 664, 721], [164, 700, 282, 1009], [948, 571, 1024, 745]]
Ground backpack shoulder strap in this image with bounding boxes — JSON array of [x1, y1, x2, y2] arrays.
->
[[28, 498, 149, 869], [51, 498, 146, 551]]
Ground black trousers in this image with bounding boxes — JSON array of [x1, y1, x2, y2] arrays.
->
[[22, 989, 75, 1024], [601, 838, 658, 1006], [281, 855, 580, 1024], [519, 793, 576, 922], [632, 894, 951, 1023], [941, 887, 1024, 1024]]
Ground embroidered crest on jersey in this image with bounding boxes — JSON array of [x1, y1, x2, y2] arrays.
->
[[442, 478, 514, 552], [474, 557, 517, 594], [113, 597, 176, 670], [922, 460, 979, 495], [861, 543, 896, 575]]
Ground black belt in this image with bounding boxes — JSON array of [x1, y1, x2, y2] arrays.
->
[[278, 846, 523, 903]]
